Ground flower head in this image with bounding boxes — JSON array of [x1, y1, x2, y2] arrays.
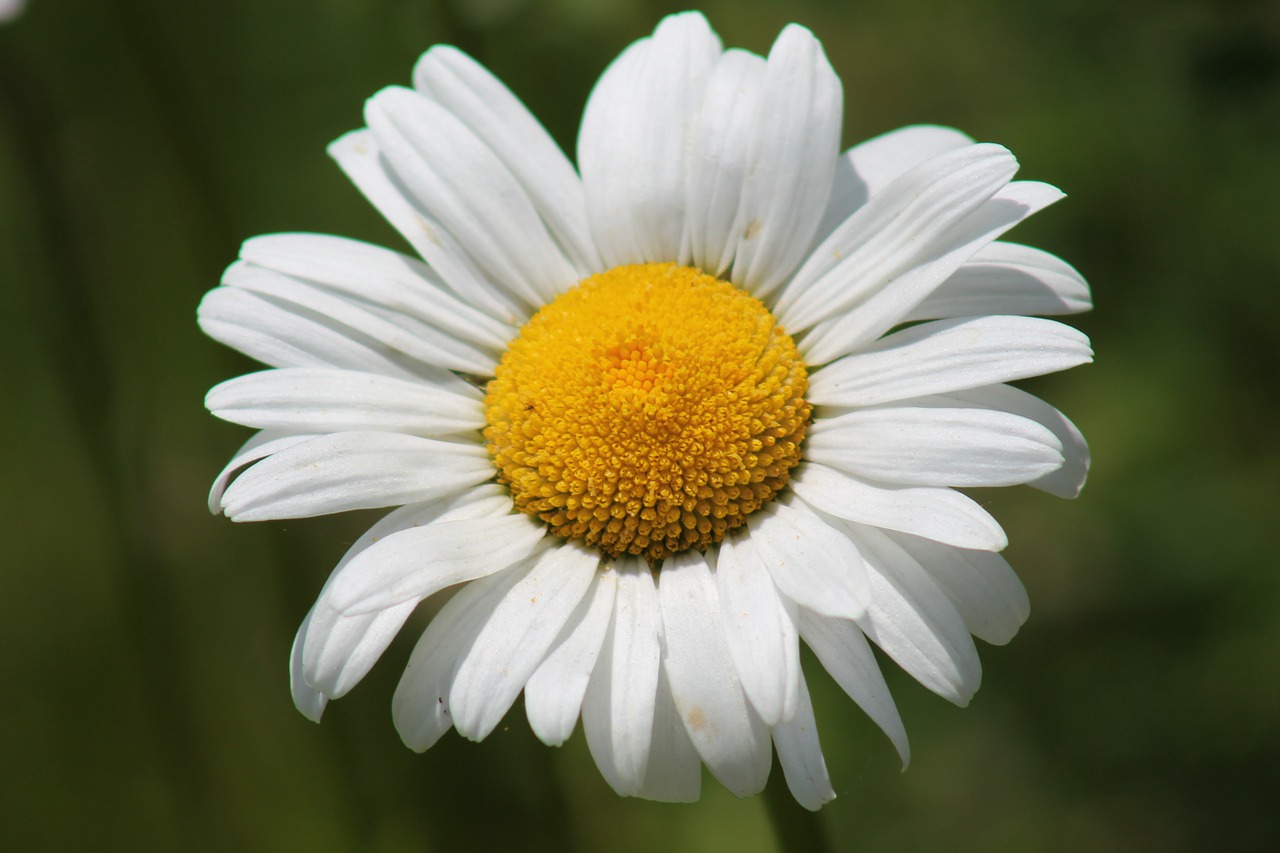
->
[[200, 12, 1092, 809]]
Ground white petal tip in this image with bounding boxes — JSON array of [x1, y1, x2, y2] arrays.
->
[[799, 791, 836, 812], [326, 128, 372, 160], [293, 691, 328, 723]]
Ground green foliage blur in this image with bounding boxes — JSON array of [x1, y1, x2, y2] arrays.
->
[[2, 0, 1277, 850]]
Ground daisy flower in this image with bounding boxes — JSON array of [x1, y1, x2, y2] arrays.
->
[[199, 12, 1092, 809]]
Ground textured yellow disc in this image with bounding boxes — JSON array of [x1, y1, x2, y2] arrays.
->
[[484, 263, 810, 561]]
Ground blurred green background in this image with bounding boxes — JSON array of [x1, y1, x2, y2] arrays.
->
[[2, 0, 1277, 850]]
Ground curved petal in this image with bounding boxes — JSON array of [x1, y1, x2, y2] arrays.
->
[[450, 542, 600, 741], [300, 487, 513, 701], [806, 316, 1093, 408], [727, 24, 842, 297], [217, 431, 493, 521], [798, 181, 1067, 364], [776, 143, 1018, 332], [208, 430, 317, 513], [771, 667, 836, 811], [220, 260, 497, 381], [199, 285, 430, 382], [789, 463, 1007, 551], [582, 558, 663, 797], [750, 500, 871, 620], [525, 566, 618, 746], [716, 528, 802, 726], [206, 368, 484, 437], [806, 406, 1065, 488], [889, 531, 1029, 646], [906, 241, 1092, 322], [327, 129, 528, 325], [391, 566, 527, 752], [240, 233, 515, 363], [413, 45, 602, 275], [845, 522, 983, 706], [366, 86, 577, 307], [289, 607, 327, 722], [932, 384, 1091, 498], [637, 666, 702, 803], [810, 125, 975, 251], [684, 49, 766, 276], [658, 550, 772, 797], [578, 12, 722, 265], [325, 513, 547, 615], [797, 608, 910, 767]]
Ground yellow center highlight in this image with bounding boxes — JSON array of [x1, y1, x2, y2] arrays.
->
[[484, 263, 810, 561]]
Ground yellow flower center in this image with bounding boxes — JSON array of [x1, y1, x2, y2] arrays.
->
[[484, 263, 810, 561]]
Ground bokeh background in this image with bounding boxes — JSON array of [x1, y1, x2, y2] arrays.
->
[[2, 0, 1278, 850]]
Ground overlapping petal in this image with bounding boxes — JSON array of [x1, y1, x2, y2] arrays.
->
[[579, 12, 722, 265], [294, 486, 512, 715], [725, 24, 842, 296], [525, 566, 618, 746], [658, 551, 772, 797], [582, 559, 663, 797], [807, 315, 1093, 408], [806, 405, 1065, 488], [201, 10, 1091, 811], [715, 530, 803, 726], [207, 368, 483, 437], [413, 46, 602, 275], [217, 431, 492, 521], [450, 542, 600, 740]]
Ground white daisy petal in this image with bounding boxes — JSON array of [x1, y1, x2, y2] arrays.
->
[[327, 129, 528, 325], [325, 514, 547, 615], [301, 601, 416, 713], [366, 87, 577, 307], [206, 368, 483, 437], [637, 667, 703, 803], [806, 406, 1065, 488], [771, 667, 836, 811], [583, 559, 663, 797], [220, 260, 496, 380], [807, 315, 1093, 408], [716, 529, 802, 726], [846, 523, 983, 706], [728, 24, 842, 296], [201, 15, 1092, 810], [300, 487, 512, 699], [890, 531, 1029, 646], [289, 607, 327, 722], [198, 286, 426, 382], [241, 232, 516, 356], [937, 384, 1091, 498], [218, 431, 493, 522], [790, 462, 1008, 551], [392, 566, 527, 752], [413, 46, 602, 276], [797, 608, 910, 767], [579, 12, 721, 265], [658, 550, 773, 797], [450, 543, 600, 741], [777, 143, 1018, 333], [207, 430, 317, 514], [525, 566, 618, 746], [799, 180, 1067, 363], [751, 500, 873, 619], [843, 124, 978, 198], [685, 49, 766, 276], [810, 125, 976, 250], [907, 241, 1092, 322]]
